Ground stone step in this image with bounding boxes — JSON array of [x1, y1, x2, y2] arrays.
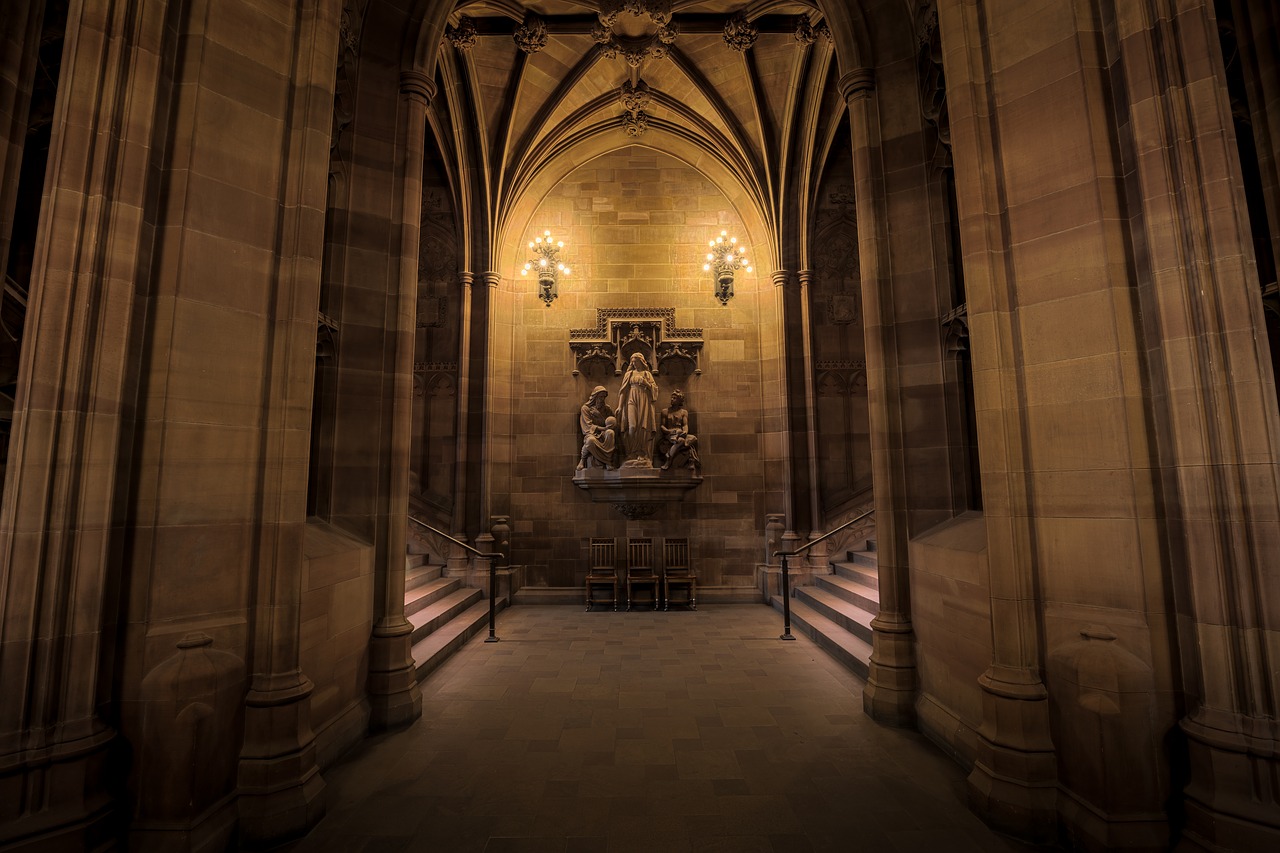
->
[[831, 560, 878, 592], [796, 585, 875, 644], [406, 563, 442, 592], [845, 548, 878, 570], [770, 594, 871, 681], [405, 576, 460, 618], [815, 573, 879, 614], [412, 597, 508, 682], [408, 587, 483, 646], [405, 552, 431, 572]]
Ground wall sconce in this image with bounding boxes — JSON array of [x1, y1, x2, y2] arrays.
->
[[704, 231, 751, 305], [521, 230, 571, 306]]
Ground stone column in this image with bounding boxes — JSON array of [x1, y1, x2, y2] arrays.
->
[[771, 269, 804, 548], [236, 1, 342, 842], [0, 0, 43, 279], [797, 269, 825, 547], [840, 69, 918, 727], [1111, 2, 1280, 847], [928, 3, 1058, 836], [367, 69, 435, 732], [451, 269, 475, 537], [0, 3, 168, 846]]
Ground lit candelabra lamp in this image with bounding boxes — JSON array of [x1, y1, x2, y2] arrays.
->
[[704, 231, 751, 305], [521, 230, 571, 306]]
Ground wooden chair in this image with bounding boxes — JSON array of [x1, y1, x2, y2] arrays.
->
[[662, 538, 696, 611], [625, 537, 659, 611], [585, 537, 618, 611]]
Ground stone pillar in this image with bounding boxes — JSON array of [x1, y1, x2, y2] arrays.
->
[[0, 0, 43, 280], [840, 69, 918, 727], [928, 4, 1058, 837], [771, 269, 807, 544], [797, 269, 825, 547], [236, 1, 342, 843], [477, 269, 504, 532], [0, 2, 171, 846], [451, 269, 475, 538], [1110, 2, 1280, 847], [367, 69, 436, 733]]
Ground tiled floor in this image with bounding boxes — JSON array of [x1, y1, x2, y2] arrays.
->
[[284, 605, 1042, 852]]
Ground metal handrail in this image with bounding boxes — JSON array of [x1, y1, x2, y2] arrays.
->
[[773, 507, 876, 642], [772, 507, 876, 559], [407, 515, 503, 643]]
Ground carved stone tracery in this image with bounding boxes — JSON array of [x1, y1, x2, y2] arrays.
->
[[723, 13, 758, 52], [569, 308, 703, 376]]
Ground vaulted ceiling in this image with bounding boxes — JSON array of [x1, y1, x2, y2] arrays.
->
[[428, 1, 848, 271]]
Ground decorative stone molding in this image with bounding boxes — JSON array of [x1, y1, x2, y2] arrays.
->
[[941, 302, 969, 353], [619, 78, 652, 137], [444, 15, 477, 51], [793, 16, 830, 46], [593, 1, 677, 66], [569, 308, 703, 376], [399, 69, 436, 104], [838, 69, 876, 101], [723, 13, 758, 51], [513, 13, 548, 54], [414, 360, 458, 373]]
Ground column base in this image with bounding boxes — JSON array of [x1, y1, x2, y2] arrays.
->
[[862, 614, 917, 727], [1180, 712, 1280, 851], [237, 678, 326, 847], [0, 727, 116, 852], [368, 619, 422, 731], [965, 668, 1057, 844]]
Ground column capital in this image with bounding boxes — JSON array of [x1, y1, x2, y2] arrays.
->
[[796, 269, 815, 287], [458, 270, 475, 289], [771, 269, 794, 289], [399, 69, 436, 104], [838, 68, 875, 102], [480, 270, 502, 288]]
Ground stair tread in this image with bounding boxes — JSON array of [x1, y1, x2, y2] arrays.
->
[[802, 585, 877, 625], [408, 587, 482, 631], [405, 576, 458, 607], [411, 598, 506, 674], [816, 573, 880, 606], [830, 561, 878, 586], [771, 595, 872, 675], [405, 563, 441, 591]]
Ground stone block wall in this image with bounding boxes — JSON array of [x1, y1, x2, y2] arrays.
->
[[490, 146, 775, 592]]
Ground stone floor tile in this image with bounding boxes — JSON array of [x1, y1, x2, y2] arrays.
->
[[279, 606, 1052, 853]]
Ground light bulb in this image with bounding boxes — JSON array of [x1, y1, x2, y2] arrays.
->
[[540, 259, 547, 267], [536, 237, 542, 243], [564, 267, 571, 275], [544, 230, 550, 236], [746, 265, 753, 272], [720, 230, 727, 236], [703, 264, 710, 271], [557, 241, 564, 248], [528, 241, 534, 248], [557, 263, 564, 271], [730, 237, 737, 244]]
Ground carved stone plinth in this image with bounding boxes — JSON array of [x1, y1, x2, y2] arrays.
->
[[573, 466, 701, 518]]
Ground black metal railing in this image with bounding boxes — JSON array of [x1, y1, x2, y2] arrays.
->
[[773, 507, 876, 641], [408, 516, 503, 643]]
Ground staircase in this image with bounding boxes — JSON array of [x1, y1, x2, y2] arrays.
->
[[405, 551, 505, 681], [770, 539, 878, 679]]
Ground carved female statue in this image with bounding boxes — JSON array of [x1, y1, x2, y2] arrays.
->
[[579, 416, 617, 470], [616, 353, 658, 466]]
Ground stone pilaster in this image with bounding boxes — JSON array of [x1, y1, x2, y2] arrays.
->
[[1110, 1, 1280, 847], [367, 69, 436, 733], [0, 2, 166, 846], [840, 69, 918, 728]]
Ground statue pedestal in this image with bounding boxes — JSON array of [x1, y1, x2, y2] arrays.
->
[[573, 466, 701, 518]]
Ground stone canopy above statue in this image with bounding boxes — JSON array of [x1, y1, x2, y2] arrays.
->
[[569, 307, 703, 378]]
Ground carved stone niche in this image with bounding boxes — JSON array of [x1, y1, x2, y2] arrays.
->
[[569, 308, 703, 378]]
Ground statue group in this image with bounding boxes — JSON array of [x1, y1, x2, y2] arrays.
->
[[577, 353, 701, 473]]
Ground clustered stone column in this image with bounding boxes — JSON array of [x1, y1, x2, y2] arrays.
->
[[840, 68, 918, 728], [367, 69, 437, 732]]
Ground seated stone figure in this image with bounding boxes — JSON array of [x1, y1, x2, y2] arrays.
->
[[579, 416, 617, 470], [658, 390, 701, 473]]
